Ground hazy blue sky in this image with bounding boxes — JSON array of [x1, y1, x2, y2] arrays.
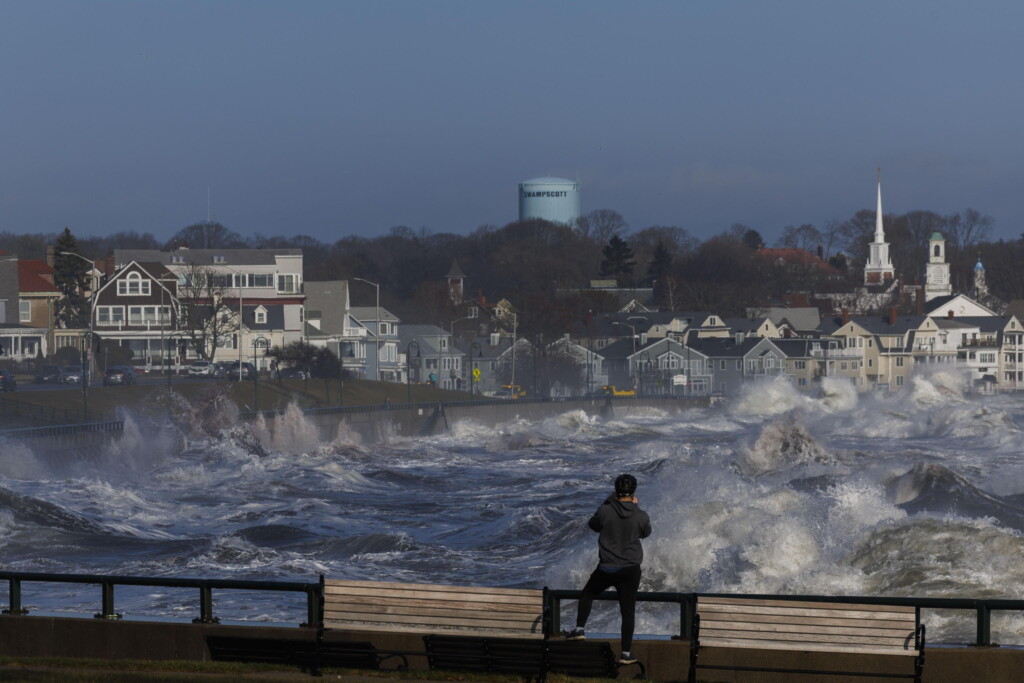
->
[[3, 1, 1023, 244]]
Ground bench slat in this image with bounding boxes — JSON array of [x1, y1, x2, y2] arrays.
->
[[325, 608, 540, 629], [328, 594, 542, 613], [702, 613, 915, 631], [703, 618, 916, 639], [699, 636, 919, 657], [701, 602, 915, 623], [701, 596, 915, 614], [326, 603, 540, 621], [325, 579, 540, 598], [325, 587, 541, 607], [701, 626, 914, 648], [329, 621, 544, 638]]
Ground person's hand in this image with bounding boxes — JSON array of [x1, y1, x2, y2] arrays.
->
[[631, 496, 638, 504]]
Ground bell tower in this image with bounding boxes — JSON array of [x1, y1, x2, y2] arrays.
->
[[864, 169, 895, 285], [924, 232, 951, 301]]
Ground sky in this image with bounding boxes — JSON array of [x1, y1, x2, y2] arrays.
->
[[2, 1, 1024, 245]]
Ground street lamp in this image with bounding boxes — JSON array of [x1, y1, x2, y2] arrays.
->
[[59, 251, 98, 417], [251, 336, 270, 413], [167, 332, 187, 392], [638, 350, 649, 398], [353, 278, 380, 382], [469, 341, 482, 396], [406, 340, 421, 403]]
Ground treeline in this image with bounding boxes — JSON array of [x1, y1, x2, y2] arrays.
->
[[2, 205, 1018, 340]]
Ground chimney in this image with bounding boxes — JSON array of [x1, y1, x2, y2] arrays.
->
[[46, 245, 55, 268], [915, 287, 923, 315], [817, 243, 823, 259], [948, 310, 954, 320], [888, 307, 897, 326], [105, 254, 115, 277], [841, 307, 849, 326]]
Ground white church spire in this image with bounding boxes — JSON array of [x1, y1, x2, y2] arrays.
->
[[864, 168, 895, 285], [875, 168, 885, 243]]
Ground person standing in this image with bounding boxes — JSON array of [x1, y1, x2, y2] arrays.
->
[[567, 473, 652, 665]]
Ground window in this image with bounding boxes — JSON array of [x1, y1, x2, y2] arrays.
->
[[719, 360, 726, 370], [277, 274, 300, 293], [868, 359, 873, 368], [19, 300, 30, 323], [97, 306, 125, 325], [254, 308, 267, 324], [735, 360, 741, 370], [468, 306, 478, 318], [213, 255, 226, 264], [896, 357, 905, 367], [798, 378, 807, 386], [379, 322, 389, 335], [980, 353, 996, 363], [440, 337, 448, 350], [840, 361, 848, 370], [127, 306, 169, 324], [117, 272, 151, 296], [896, 375, 904, 386], [795, 360, 806, 370]]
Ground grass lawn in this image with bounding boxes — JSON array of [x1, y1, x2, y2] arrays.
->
[[0, 375, 472, 427]]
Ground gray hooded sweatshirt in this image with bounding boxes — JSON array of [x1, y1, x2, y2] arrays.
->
[[588, 494, 652, 569]]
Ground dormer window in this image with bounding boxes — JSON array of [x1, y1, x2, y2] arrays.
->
[[254, 306, 267, 325], [117, 272, 151, 296], [213, 255, 226, 264], [171, 255, 185, 264]]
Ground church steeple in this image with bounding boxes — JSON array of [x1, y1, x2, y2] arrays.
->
[[864, 168, 895, 285]]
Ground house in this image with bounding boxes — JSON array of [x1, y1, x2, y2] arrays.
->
[[90, 261, 180, 369], [113, 247, 305, 369], [304, 281, 371, 378], [351, 306, 401, 381], [627, 336, 710, 397], [0, 257, 49, 361], [398, 324, 466, 391], [819, 312, 918, 391], [545, 335, 608, 397], [687, 337, 786, 396]]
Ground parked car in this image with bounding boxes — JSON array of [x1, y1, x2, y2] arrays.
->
[[212, 361, 233, 379], [188, 360, 214, 377], [102, 365, 137, 386], [0, 369, 16, 392], [278, 366, 307, 380], [225, 361, 256, 381], [60, 365, 84, 384], [35, 364, 63, 383]]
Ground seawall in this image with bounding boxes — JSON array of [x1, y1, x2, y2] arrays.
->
[[0, 616, 1018, 682]]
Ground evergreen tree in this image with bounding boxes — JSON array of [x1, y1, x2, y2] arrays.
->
[[598, 235, 636, 285], [52, 228, 91, 329]]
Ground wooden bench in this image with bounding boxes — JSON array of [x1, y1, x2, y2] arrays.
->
[[322, 578, 547, 637], [322, 578, 644, 680], [688, 596, 926, 683]]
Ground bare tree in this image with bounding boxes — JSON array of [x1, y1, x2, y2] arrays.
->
[[577, 209, 628, 245], [776, 224, 823, 252], [175, 263, 236, 362], [944, 208, 994, 254]]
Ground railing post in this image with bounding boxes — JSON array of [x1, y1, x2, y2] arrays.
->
[[193, 585, 219, 624], [3, 578, 27, 615], [976, 603, 991, 646], [94, 581, 121, 619], [549, 591, 561, 635], [680, 593, 693, 640]]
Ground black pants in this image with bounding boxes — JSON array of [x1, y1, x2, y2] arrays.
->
[[575, 564, 642, 650]]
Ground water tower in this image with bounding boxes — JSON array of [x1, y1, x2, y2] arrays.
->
[[518, 177, 581, 225]]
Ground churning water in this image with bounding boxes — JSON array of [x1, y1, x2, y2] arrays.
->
[[3, 370, 1024, 643]]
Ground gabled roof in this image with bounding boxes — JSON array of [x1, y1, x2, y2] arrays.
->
[[350, 307, 400, 324], [303, 281, 349, 336], [687, 337, 775, 359], [18, 260, 59, 293], [114, 248, 301, 267], [819, 314, 928, 336]]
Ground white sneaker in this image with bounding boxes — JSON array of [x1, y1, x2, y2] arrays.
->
[[619, 650, 638, 664]]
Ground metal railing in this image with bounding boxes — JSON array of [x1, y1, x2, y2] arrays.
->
[[3, 572, 1024, 647], [546, 589, 1024, 647], [0, 571, 321, 627], [0, 420, 123, 440]]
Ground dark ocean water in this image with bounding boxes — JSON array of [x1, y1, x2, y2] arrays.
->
[[2, 369, 1024, 642]]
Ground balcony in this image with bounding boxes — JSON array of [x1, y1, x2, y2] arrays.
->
[[809, 347, 862, 358]]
